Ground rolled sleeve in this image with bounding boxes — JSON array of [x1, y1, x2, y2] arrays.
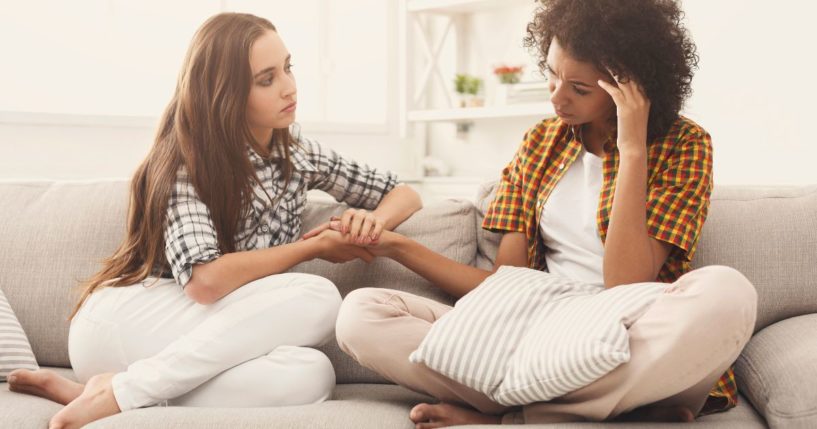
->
[[164, 175, 222, 287], [482, 135, 529, 234], [299, 137, 398, 209], [646, 126, 713, 261]]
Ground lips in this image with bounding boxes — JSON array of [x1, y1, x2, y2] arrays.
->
[[282, 102, 297, 113], [555, 108, 572, 117]]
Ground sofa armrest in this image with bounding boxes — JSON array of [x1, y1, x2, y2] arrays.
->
[[735, 313, 817, 429]]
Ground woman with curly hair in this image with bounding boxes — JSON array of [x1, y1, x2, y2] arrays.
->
[[333, 0, 757, 426]]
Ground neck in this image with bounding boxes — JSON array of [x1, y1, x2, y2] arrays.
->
[[581, 120, 613, 156], [251, 127, 274, 151]]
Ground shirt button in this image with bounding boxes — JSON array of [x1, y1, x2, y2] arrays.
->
[[260, 224, 270, 233], [558, 163, 565, 170]]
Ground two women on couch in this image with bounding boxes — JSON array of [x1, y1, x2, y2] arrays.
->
[[8, 1, 757, 428]]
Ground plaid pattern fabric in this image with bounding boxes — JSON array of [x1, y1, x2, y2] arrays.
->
[[162, 124, 398, 287], [483, 116, 737, 412]]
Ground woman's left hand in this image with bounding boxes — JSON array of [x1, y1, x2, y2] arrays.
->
[[302, 208, 384, 245], [597, 70, 651, 156]]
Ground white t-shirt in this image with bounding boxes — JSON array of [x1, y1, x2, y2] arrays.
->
[[539, 148, 605, 286]]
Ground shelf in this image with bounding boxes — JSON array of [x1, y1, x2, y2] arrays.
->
[[407, 0, 532, 14], [407, 103, 554, 122]]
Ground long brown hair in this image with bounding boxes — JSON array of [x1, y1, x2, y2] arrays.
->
[[71, 13, 294, 318]]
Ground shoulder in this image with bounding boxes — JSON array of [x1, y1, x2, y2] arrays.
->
[[516, 116, 569, 160], [663, 116, 711, 148]]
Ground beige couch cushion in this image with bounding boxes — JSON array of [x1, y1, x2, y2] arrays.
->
[[475, 182, 817, 333], [0, 182, 472, 385], [735, 313, 817, 429], [692, 186, 817, 332], [0, 181, 130, 367]]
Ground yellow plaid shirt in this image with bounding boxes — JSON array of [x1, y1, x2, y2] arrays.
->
[[482, 116, 736, 413]]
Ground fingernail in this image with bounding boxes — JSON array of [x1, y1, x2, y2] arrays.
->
[[8, 375, 16, 383]]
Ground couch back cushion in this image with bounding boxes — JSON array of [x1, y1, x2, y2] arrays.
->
[[475, 182, 817, 333], [691, 186, 817, 331], [0, 181, 130, 368], [0, 181, 472, 384]]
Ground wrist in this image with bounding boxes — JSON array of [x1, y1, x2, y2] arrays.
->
[[617, 146, 647, 162], [302, 235, 326, 260], [378, 230, 405, 258]]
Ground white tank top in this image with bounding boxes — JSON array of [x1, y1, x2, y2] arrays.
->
[[539, 148, 605, 286]]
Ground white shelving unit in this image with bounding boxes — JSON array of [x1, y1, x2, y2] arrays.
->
[[408, 103, 554, 123], [407, 0, 532, 15], [399, 0, 554, 197]]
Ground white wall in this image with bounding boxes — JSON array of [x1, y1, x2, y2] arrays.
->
[[681, 0, 817, 185], [422, 1, 817, 186], [1, 1, 815, 186]]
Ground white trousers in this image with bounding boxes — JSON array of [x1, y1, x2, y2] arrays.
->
[[68, 273, 342, 411]]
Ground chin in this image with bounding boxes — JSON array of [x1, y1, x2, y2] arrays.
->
[[556, 116, 583, 125], [270, 118, 295, 129]]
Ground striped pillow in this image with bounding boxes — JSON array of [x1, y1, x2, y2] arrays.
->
[[409, 266, 663, 406], [0, 288, 39, 381]]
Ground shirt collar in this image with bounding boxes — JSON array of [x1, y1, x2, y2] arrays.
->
[[568, 123, 618, 155], [246, 124, 317, 173]]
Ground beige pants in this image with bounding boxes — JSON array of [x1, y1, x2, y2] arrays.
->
[[335, 266, 757, 424]]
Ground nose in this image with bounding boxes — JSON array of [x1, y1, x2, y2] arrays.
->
[[549, 80, 569, 109], [281, 72, 297, 99]]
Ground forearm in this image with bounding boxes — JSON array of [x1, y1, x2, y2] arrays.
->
[[372, 184, 423, 230], [188, 239, 319, 304], [387, 233, 492, 298], [603, 150, 657, 287]]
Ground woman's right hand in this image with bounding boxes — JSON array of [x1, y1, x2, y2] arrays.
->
[[310, 229, 375, 264], [304, 220, 399, 258]]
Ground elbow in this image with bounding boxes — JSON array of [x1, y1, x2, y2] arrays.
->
[[602, 269, 660, 289], [184, 279, 219, 305], [405, 184, 423, 212], [184, 264, 223, 305]]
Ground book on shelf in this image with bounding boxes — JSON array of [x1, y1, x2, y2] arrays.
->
[[496, 80, 551, 105]]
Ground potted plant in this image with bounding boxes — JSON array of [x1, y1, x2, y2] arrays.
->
[[493, 65, 524, 84], [454, 73, 484, 107], [493, 65, 524, 105]]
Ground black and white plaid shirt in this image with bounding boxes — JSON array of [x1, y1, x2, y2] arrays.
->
[[161, 125, 399, 286]]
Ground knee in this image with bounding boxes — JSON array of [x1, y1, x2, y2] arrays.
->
[[275, 347, 336, 404], [335, 288, 388, 358], [689, 266, 758, 333], [696, 266, 757, 312], [292, 274, 342, 308]]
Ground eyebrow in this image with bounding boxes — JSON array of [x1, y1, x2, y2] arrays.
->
[[253, 54, 291, 79], [545, 63, 593, 88]]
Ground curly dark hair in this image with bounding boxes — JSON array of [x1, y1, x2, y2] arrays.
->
[[524, 0, 699, 140]]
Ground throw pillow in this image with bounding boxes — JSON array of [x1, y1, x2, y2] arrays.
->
[[410, 266, 663, 405], [0, 288, 39, 381]]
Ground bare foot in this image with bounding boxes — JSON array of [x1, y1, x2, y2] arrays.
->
[[48, 373, 121, 429], [409, 402, 501, 429], [615, 405, 695, 422], [7, 369, 84, 405]]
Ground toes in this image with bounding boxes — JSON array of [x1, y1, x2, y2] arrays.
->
[[410, 403, 431, 423], [48, 414, 69, 429]]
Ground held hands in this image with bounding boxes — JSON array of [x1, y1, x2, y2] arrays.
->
[[302, 208, 389, 263], [597, 69, 651, 156], [307, 229, 376, 264], [303, 208, 384, 244]]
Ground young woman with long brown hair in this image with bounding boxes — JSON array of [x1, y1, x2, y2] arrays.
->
[[6, 12, 421, 429]]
